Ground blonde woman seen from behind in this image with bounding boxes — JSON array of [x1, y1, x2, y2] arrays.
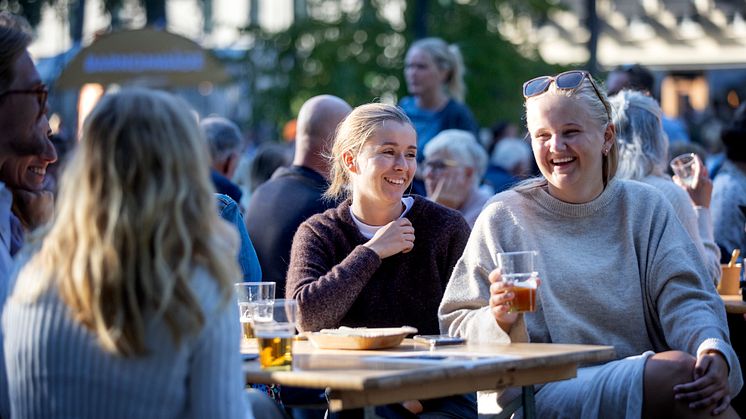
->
[[2, 89, 280, 419]]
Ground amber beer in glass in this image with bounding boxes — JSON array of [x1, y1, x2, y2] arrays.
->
[[497, 251, 539, 313], [234, 282, 275, 341], [254, 299, 298, 370]]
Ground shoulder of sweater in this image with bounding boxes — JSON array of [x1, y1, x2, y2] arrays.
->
[[618, 178, 672, 204], [481, 188, 526, 212], [188, 266, 228, 316], [298, 202, 350, 234]]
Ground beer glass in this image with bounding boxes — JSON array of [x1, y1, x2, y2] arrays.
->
[[254, 299, 298, 370], [234, 282, 275, 340], [497, 251, 539, 312]]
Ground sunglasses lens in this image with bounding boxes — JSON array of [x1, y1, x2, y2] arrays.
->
[[555, 71, 585, 89], [524, 78, 551, 97]]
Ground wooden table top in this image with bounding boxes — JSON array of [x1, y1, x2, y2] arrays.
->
[[722, 295, 746, 314], [242, 339, 615, 410]]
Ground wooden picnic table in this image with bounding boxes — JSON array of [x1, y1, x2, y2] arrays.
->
[[722, 294, 746, 314], [242, 338, 615, 416]]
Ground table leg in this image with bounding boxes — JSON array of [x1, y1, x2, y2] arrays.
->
[[522, 385, 536, 419]]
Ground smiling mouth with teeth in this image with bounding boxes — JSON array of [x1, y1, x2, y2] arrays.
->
[[551, 157, 576, 165], [384, 177, 405, 185]]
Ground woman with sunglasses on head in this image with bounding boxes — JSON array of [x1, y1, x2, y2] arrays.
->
[[439, 70, 742, 418], [609, 90, 721, 286], [286, 103, 474, 417]]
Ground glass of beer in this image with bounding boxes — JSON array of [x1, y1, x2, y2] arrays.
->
[[497, 251, 539, 312], [234, 282, 276, 341], [254, 299, 298, 371]]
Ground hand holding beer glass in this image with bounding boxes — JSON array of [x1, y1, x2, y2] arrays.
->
[[496, 251, 540, 313], [254, 299, 298, 370], [234, 282, 275, 341]]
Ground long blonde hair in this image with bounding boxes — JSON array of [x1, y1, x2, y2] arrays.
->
[[23, 89, 240, 356], [324, 103, 412, 201]]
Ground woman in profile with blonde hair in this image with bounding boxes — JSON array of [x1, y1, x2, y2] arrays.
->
[[2, 89, 278, 418]]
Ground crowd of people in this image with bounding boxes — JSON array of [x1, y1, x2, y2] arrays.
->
[[0, 9, 744, 419]]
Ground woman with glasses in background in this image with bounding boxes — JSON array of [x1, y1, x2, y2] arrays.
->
[[422, 129, 492, 228], [439, 70, 742, 418]]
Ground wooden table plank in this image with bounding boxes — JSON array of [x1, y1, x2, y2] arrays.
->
[[722, 295, 746, 314], [242, 339, 616, 411]]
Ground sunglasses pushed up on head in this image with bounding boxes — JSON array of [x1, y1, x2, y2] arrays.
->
[[522, 70, 611, 119]]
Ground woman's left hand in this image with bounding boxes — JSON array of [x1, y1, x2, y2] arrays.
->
[[673, 350, 731, 415]]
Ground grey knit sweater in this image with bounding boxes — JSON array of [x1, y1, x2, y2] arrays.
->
[[287, 195, 470, 334], [2, 265, 251, 419], [439, 178, 743, 396]]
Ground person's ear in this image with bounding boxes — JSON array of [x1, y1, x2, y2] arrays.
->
[[603, 123, 616, 153], [464, 166, 474, 179], [343, 151, 357, 173]]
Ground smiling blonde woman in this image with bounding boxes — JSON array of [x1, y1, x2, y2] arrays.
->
[[286, 103, 475, 417], [440, 70, 742, 419]]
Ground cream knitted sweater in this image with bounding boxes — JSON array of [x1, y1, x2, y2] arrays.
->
[[439, 178, 743, 396]]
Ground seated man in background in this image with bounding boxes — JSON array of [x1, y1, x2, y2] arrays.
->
[[245, 95, 351, 296]]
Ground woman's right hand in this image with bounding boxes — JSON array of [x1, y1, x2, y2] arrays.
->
[[364, 218, 415, 259], [488, 270, 519, 333]]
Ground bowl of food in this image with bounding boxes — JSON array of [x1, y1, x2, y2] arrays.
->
[[305, 326, 418, 350]]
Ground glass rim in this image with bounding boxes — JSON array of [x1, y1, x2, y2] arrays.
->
[[670, 152, 696, 163], [234, 281, 276, 287]]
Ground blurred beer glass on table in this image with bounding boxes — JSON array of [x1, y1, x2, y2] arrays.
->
[[234, 282, 276, 341], [497, 251, 539, 312], [669, 153, 697, 187], [254, 299, 298, 370]]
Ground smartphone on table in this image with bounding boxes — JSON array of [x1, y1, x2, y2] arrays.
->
[[413, 334, 466, 347]]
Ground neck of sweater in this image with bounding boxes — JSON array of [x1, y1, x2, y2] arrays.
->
[[527, 178, 621, 218]]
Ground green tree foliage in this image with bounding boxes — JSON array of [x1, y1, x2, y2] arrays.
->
[[244, 0, 405, 131], [244, 0, 563, 135]]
